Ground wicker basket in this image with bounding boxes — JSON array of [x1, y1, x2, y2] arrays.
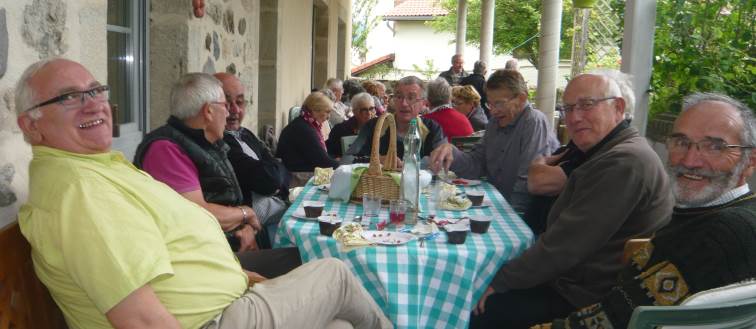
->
[[351, 113, 401, 202]]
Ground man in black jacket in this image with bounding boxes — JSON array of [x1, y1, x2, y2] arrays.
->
[[215, 73, 289, 239]]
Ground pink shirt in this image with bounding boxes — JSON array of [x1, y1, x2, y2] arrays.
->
[[141, 140, 201, 193]]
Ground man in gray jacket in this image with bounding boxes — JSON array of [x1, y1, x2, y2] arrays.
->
[[430, 69, 560, 213], [469, 70, 674, 328]]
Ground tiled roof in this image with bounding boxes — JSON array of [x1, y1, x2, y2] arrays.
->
[[351, 53, 395, 75], [383, 0, 448, 19]]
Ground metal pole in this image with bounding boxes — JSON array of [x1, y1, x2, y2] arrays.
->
[[535, 0, 563, 124], [456, 0, 467, 56]]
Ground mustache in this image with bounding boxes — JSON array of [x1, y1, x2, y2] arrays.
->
[[667, 165, 730, 180]]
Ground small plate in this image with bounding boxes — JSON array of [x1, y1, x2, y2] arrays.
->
[[451, 178, 481, 186], [470, 200, 493, 208], [292, 209, 323, 221], [361, 231, 415, 245]]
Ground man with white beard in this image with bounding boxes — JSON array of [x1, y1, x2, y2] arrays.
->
[[536, 92, 756, 329]]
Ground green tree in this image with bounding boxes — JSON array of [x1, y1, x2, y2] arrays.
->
[[430, 0, 574, 68], [649, 0, 755, 118], [352, 0, 381, 63]]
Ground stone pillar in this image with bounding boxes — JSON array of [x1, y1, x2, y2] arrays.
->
[[455, 0, 467, 56], [621, 0, 657, 137], [479, 0, 494, 65], [535, 0, 562, 124]]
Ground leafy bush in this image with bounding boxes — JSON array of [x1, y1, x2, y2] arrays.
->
[[650, 0, 755, 117]]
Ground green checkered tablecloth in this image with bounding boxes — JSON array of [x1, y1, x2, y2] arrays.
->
[[274, 182, 534, 329]]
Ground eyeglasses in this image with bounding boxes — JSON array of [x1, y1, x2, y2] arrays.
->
[[25, 85, 110, 112], [486, 96, 519, 110], [558, 97, 618, 114], [356, 106, 376, 113], [392, 94, 424, 105], [225, 97, 250, 109], [210, 101, 228, 109], [665, 135, 753, 158]]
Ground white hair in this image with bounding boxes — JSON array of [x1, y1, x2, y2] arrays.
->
[[588, 69, 635, 120], [170, 73, 224, 119], [350, 92, 375, 108], [14, 58, 63, 119]]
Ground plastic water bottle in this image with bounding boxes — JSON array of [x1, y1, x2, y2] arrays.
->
[[400, 118, 421, 225]]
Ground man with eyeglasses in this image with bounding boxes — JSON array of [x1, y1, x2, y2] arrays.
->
[[134, 73, 265, 253], [214, 73, 302, 275], [535, 92, 756, 329], [346, 76, 447, 163], [215, 73, 291, 239], [16, 59, 392, 329], [429, 69, 560, 213], [467, 70, 674, 328]]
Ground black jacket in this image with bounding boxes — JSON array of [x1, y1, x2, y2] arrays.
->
[[224, 128, 289, 202]]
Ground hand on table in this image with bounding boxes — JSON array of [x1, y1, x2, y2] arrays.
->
[[429, 143, 454, 174], [473, 286, 495, 316]]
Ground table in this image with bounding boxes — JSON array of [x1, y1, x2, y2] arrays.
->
[[274, 181, 534, 329]]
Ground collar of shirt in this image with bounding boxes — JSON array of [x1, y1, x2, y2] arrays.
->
[[227, 131, 259, 160], [428, 104, 453, 114], [680, 184, 751, 208]]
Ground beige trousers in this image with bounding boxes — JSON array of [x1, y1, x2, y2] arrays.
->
[[204, 258, 393, 329]]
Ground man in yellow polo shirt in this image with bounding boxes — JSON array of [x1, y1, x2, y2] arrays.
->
[[14, 58, 392, 329]]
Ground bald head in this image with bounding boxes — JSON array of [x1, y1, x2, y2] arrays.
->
[[214, 72, 247, 131], [562, 73, 627, 151]]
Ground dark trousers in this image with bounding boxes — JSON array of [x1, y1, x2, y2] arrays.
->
[[236, 247, 302, 278], [469, 284, 575, 329]]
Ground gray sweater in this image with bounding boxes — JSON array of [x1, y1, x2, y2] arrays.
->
[[450, 103, 559, 213], [492, 127, 674, 308]]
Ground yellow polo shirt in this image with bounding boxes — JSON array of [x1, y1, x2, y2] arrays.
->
[[19, 146, 247, 329]]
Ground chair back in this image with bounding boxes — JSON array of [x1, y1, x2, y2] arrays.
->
[[0, 222, 68, 329], [628, 280, 756, 329], [341, 135, 358, 155]]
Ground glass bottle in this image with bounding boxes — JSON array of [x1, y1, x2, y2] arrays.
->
[[400, 118, 421, 224]]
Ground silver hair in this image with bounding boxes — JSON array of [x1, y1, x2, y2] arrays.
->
[[350, 92, 375, 108], [426, 78, 452, 107], [682, 92, 756, 153], [324, 78, 343, 90], [320, 88, 337, 102], [504, 59, 519, 70], [588, 69, 636, 120], [15, 57, 63, 119], [473, 61, 487, 75], [170, 73, 224, 120], [396, 76, 427, 98]]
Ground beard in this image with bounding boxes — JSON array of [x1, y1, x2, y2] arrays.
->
[[667, 156, 748, 208]]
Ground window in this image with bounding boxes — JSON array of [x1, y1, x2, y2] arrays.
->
[[107, 0, 148, 159]]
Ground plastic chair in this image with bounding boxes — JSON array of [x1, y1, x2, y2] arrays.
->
[[628, 280, 756, 329]]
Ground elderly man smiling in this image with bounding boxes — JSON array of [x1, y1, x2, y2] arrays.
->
[[538, 92, 756, 329], [15, 58, 391, 329], [469, 70, 674, 328]]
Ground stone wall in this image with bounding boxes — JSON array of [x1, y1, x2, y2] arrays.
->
[[0, 0, 106, 229], [150, 0, 260, 133]]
